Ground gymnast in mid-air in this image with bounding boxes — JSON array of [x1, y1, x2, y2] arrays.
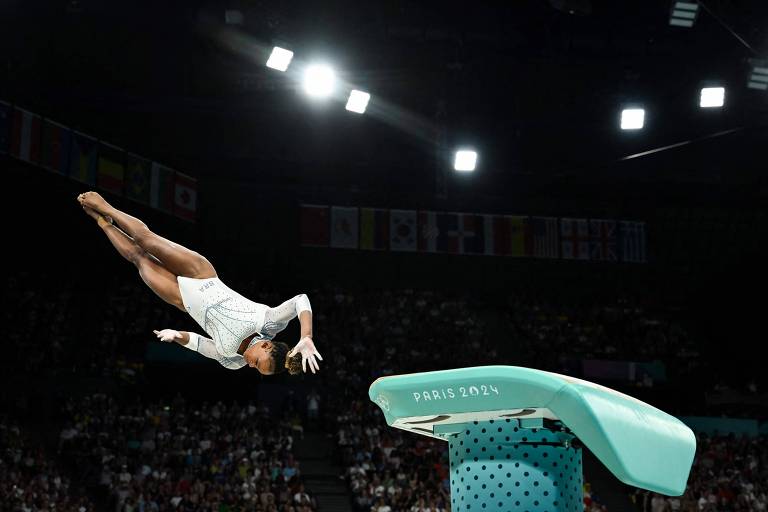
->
[[77, 191, 321, 375]]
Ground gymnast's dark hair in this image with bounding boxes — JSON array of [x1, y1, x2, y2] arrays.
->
[[270, 341, 302, 375]]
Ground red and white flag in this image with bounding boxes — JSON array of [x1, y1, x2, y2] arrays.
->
[[561, 218, 590, 260], [300, 205, 330, 247], [173, 172, 198, 222]]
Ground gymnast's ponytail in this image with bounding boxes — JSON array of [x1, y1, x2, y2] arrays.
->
[[271, 341, 302, 375]]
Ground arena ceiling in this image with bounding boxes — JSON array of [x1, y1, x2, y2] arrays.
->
[[2, 0, 768, 193]]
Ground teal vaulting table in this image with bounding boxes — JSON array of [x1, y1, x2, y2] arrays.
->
[[369, 366, 696, 512]]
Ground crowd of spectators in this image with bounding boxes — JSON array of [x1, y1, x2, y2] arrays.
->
[[632, 434, 768, 512], [57, 393, 312, 512], [0, 418, 94, 512], [2, 269, 766, 512], [500, 294, 702, 380], [0, 269, 172, 385]]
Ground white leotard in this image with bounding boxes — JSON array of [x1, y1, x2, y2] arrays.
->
[[177, 276, 311, 369]]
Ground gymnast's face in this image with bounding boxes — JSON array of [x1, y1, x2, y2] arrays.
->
[[244, 340, 275, 374]]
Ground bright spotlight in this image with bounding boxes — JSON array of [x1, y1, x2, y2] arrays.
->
[[454, 150, 477, 172], [345, 90, 370, 114], [303, 65, 336, 98], [669, 1, 699, 28], [620, 108, 645, 130], [266, 47, 294, 72], [700, 87, 724, 108], [747, 60, 768, 90]]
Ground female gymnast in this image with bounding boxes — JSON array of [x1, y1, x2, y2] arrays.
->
[[77, 191, 321, 375]]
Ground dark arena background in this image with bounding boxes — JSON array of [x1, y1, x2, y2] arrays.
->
[[1, 1, 767, 511]]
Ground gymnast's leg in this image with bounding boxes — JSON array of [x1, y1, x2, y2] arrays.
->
[[78, 191, 216, 279], [81, 205, 185, 311]]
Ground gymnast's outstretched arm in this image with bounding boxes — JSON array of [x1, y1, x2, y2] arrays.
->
[[153, 329, 245, 369], [266, 294, 322, 373]]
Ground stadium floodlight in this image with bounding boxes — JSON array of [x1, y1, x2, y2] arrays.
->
[[454, 150, 477, 172], [669, 1, 699, 27], [345, 90, 370, 114], [303, 64, 336, 98], [620, 108, 645, 130], [700, 87, 724, 108], [266, 47, 294, 72], [747, 60, 768, 90]]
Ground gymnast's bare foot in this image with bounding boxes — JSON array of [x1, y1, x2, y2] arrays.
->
[[78, 191, 113, 217], [82, 205, 113, 226]]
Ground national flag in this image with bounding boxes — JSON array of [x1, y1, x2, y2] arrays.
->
[[0, 101, 11, 154], [532, 217, 559, 259], [589, 220, 618, 261], [330, 206, 359, 249], [418, 211, 438, 252], [561, 218, 590, 260], [40, 119, 71, 175], [390, 209, 417, 251], [150, 162, 175, 213], [124, 153, 151, 205], [456, 213, 485, 254], [509, 215, 532, 257], [69, 131, 98, 185], [359, 208, 389, 250], [173, 172, 197, 222], [435, 212, 460, 253], [300, 205, 330, 247], [485, 215, 531, 256], [619, 221, 647, 263], [97, 142, 125, 196], [10, 108, 42, 163]]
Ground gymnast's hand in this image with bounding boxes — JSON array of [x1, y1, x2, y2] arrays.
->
[[289, 336, 323, 374], [153, 329, 182, 342]]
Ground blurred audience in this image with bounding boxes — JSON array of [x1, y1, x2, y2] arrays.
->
[[632, 433, 767, 512], [2, 272, 764, 512], [58, 394, 312, 512], [0, 418, 94, 512]]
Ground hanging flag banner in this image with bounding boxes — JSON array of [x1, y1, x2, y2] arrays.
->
[[10, 108, 42, 163], [619, 221, 648, 263], [69, 131, 98, 186], [484, 215, 531, 257], [173, 172, 198, 222], [150, 162, 175, 213], [390, 209, 417, 251], [435, 212, 460, 253], [359, 208, 389, 251], [532, 217, 560, 259], [299, 205, 646, 263], [330, 206, 359, 249], [561, 218, 591, 260], [0, 103, 197, 222], [124, 152, 151, 205], [589, 219, 618, 262], [418, 211, 439, 253], [97, 142, 126, 196], [300, 205, 330, 247], [40, 118, 71, 175]]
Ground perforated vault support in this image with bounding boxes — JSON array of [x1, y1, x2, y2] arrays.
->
[[448, 419, 582, 512]]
